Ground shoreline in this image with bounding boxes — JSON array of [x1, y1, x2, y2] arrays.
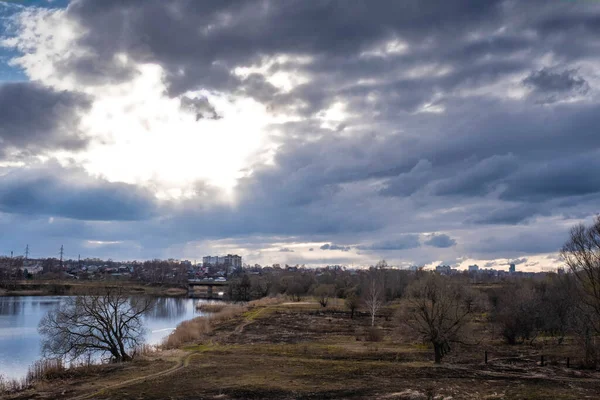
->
[[0, 281, 188, 298]]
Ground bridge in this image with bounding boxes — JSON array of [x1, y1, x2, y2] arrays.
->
[[187, 279, 229, 299]]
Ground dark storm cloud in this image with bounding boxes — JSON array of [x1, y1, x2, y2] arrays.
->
[[48, 0, 597, 121], [0, 163, 157, 221], [500, 152, 600, 202], [432, 154, 518, 196], [320, 243, 351, 252], [523, 67, 590, 104], [508, 258, 527, 265], [424, 234, 456, 248], [0, 82, 91, 159], [379, 160, 433, 197], [61, 0, 507, 96], [3, 0, 600, 264], [470, 204, 543, 225], [471, 229, 567, 257], [357, 235, 421, 251]]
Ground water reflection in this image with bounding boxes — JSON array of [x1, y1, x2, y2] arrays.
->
[[0, 296, 206, 381], [0, 297, 23, 316], [147, 297, 188, 319]]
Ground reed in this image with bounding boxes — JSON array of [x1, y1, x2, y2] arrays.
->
[[195, 302, 227, 313], [163, 303, 248, 349], [26, 359, 66, 382]]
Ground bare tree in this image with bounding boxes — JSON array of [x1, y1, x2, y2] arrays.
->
[[561, 216, 600, 332], [561, 216, 600, 366], [405, 274, 471, 363], [364, 273, 384, 327], [345, 293, 360, 319], [496, 283, 542, 345], [314, 284, 335, 308], [39, 288, 154, 362]]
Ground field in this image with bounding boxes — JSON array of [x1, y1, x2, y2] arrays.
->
[[3, 299, 600, 399]]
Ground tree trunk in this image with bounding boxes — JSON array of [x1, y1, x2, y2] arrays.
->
[[433, 342, 443, 364]]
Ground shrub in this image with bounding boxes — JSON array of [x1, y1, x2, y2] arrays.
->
[[365, 327, 384, 342]]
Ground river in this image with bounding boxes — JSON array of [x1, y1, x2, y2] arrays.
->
[[0, 296, 209, 380]]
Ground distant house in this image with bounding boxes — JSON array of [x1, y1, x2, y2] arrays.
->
[[25, 265, 43, 275]]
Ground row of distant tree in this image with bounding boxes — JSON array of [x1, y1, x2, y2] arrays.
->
[[16, 216, 600, 367], [0, 258, 191, 285], [224, 216, 600, 366]]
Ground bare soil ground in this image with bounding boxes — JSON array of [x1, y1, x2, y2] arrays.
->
[[4, 300, 600, 399]]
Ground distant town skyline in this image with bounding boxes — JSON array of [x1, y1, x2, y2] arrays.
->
[[1, 1, 599, 271], [1, 245, 556, 273]]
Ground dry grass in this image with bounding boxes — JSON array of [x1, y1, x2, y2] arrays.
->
[[132, 343, 158, 359], [162, 303, 248, 349], [26, 359, 66, 382], [0, 375, 27, 394], [164, 296, 285, 349], [195, 302, 228, 313], [248, 295, 284, 307], [8, 301, 600, 399], [1, 359, 69, 394]]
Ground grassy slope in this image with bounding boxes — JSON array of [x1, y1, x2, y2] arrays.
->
[[4, 299, 600, 399]]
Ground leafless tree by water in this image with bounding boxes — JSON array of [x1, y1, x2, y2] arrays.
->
[[38, 288, 154, 363]]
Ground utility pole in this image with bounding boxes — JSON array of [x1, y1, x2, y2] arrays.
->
[[59, 245, 64, 269], [25, 244, 29, 261], [78, 254, 81, 269]]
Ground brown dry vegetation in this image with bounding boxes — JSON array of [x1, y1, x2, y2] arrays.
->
[[5, 297, 599, 400], [196, 302, 228, 313], [1, 357, 175, 400], [162, 303, 249, 349]]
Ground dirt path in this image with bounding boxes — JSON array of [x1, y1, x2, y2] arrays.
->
[[69, 351, 198, 400], [221, 306, 266, 339], [70, 306, 272, 399]]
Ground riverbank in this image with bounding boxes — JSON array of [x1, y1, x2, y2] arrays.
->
[[0, 281, 188, 297], [3, 298, 600, 399]]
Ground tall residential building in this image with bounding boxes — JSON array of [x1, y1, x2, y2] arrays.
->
[[509, 263, 516, 273], [202, 256, 220, 266], [203, 254, 242, 270], [468, 264, 479, 272], [223, 254, 242, 270]]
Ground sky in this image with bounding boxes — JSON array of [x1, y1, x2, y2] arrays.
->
[[0, 0, 599, 271]]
